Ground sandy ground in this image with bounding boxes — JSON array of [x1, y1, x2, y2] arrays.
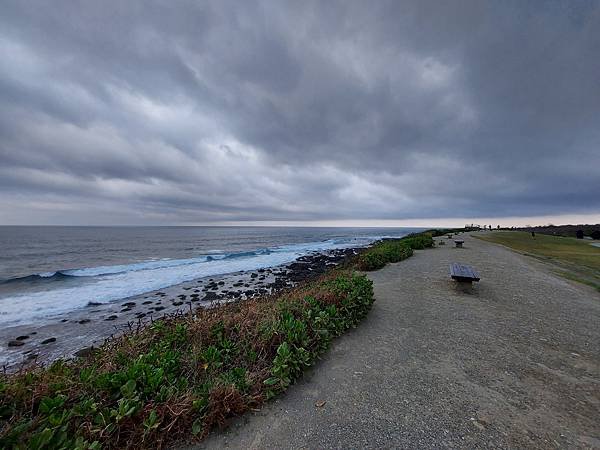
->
[[187, 234, 600, 449]]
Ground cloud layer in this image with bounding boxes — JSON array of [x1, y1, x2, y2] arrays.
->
[[1, 1, 599, 224]]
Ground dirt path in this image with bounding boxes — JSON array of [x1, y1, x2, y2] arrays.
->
[[187, 234, 600, 449]]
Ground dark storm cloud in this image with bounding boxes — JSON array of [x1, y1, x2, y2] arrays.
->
[[0, 0, 599, 224]]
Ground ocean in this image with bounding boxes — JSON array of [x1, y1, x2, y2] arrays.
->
[[0, 226, 421, 326]]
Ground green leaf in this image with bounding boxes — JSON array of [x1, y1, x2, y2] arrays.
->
[[191, 418, 203, 436]]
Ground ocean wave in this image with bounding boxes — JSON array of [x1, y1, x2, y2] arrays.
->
[[0, 235, 386, 326], [1, 271, 76, 284]]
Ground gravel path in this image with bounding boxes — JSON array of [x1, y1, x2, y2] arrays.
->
[[186, 234, 600, 449]]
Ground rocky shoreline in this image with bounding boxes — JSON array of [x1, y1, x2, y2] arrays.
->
[[0, 247, 360, 370]]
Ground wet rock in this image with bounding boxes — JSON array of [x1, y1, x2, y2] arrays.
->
[[87, 301, 102, 307], [60, 319, 68, 322], [135, 312, 146, 318], [74, 347, 95, 358], [142, 300, 153, 305], [154, 306, 165, 312], [250, 273, 258, 279], [105, 315, 118, 321], [202, 291, 219, 301], [41, 337, 57, 345], [173, 301, 183, 306], [26, 353, 38, 360], [78, 319, 91, 324], [16, 335, 29, 341], [8, 340, 25, 347], [120, 308, 131, 313], [122, 302, 136, 308]]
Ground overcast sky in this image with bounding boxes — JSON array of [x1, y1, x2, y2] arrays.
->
[[1, 1, 599, 226]]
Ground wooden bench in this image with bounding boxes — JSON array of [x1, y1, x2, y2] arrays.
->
[[450, 263, 480, 283], [454, 240, 465, 248]]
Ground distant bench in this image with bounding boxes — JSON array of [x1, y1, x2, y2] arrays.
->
[[450, 263, 480, 283], [454, 240, 465, 248]]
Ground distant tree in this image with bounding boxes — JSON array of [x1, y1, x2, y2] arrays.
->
[[576, 230, 584, 239], [591, 230, 600, 240]]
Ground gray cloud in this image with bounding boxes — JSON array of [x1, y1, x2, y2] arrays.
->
[[1, 0, 599, 224]]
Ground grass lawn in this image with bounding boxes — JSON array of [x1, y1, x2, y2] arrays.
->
[[475, 231, 600, 291]]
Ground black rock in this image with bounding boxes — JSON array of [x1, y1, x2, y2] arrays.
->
[[74, 347, 95, 358], [41, 337, 57, 345], [105, 315, 118, 321], [8, 340, 25, 347], [16, 335, 29, 341], [78, 319, 91, 324]]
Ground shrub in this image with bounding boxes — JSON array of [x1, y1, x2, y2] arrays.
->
[[355, 232, 432, 271], [0, 272, 374, 449]]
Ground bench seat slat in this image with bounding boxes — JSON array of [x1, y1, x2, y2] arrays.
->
[[450, 263, 480, 282]]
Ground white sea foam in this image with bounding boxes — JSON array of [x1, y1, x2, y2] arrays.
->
[[0, 237, 378, 326]]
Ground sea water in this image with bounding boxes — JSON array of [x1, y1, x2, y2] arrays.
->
[[0, 226, 420, 326]]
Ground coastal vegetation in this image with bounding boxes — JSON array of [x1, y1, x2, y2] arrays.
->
[[476, 231, 600, 291], [357, 233, 434, 271], [0, 232, 436, 449]]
